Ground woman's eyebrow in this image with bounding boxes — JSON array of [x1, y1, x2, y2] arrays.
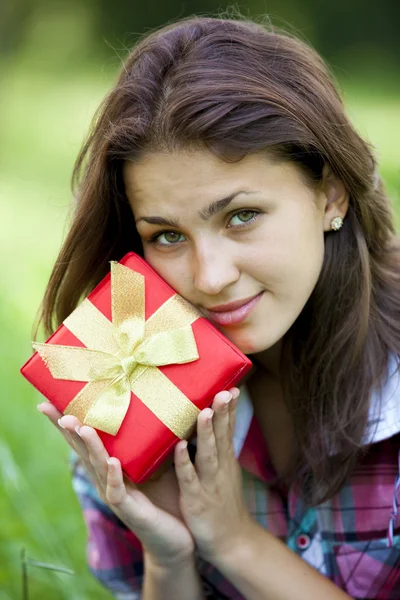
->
[[135, 190, 259, 226]]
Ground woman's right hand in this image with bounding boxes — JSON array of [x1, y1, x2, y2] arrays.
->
[[37, 402, 196, 568]]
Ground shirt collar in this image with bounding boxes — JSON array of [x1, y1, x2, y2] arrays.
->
[[234, 352, 400, 476], [362, 352, 400, 444]]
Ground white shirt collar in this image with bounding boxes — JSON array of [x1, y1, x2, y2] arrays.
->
[[362, 352, 400, 444], [233, 352, 400, 459]]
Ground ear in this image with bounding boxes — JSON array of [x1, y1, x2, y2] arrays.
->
[[321, 164, 349, 231]]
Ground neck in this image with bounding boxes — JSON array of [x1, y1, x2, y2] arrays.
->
[[249, 339, 283, 382]]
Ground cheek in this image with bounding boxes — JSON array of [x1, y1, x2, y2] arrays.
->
[[246, 221, 325, 306], [275, 215, 324, 269], [278, 229, 325, 304], [143, 251, 190, 294]]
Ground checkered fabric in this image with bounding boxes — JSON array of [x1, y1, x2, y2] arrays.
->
[[71, 353, 400, 599]]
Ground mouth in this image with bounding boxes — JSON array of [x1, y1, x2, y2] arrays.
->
[[203, 292, 264, 326]]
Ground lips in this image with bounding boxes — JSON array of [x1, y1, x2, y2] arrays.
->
[[205, 293, 262, 313], [203, 292, 264, 326]]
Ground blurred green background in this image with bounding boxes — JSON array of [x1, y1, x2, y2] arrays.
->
[[1, 1, 399, 598]]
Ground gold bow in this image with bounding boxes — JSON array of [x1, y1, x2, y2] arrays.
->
[[33, 262, 201, 436]]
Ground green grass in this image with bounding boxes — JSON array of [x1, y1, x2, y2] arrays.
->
[[1, 57, 399, 598], [0, 64, 112, 599]]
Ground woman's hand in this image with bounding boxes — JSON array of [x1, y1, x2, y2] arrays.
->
[[37, 402, 195, 567], [37, 385, 250, 568], [173, 388, 255, 564]]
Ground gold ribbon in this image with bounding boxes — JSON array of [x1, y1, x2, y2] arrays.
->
[[33, 262, 201, 437]]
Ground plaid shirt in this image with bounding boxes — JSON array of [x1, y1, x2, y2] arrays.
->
[[71, 353, 400, 599]]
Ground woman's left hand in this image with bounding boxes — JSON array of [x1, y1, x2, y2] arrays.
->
[[173, 387, 255, 564]]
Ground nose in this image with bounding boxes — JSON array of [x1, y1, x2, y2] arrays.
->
[[191, 242, 240, 296]]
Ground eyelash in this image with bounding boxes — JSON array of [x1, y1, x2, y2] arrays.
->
[[147, 209, 262, 248]]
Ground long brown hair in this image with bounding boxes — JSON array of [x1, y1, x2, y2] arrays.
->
[[37, 14, 400, 505]]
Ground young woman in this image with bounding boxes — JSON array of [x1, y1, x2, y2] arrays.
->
[[36, 14, 400, 600]]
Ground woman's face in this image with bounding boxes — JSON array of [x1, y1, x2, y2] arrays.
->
[[123, 149, 343, 356]]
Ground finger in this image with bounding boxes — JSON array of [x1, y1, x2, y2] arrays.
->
[[58, 414, 91, 463], [174, 440, 202, 498], [57, 415, 100, 483], [228, 387, 240, 438], [105, 457, 130, 505], [194, 408, 218, 484], [210, 391, 232, 458], [37, 403, 99, 483], [105, 459, 164, 537], [78, 425, 110, 483]]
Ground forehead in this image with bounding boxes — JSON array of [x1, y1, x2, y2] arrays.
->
[[124, 151, 271, 200], [122, 149, 309, 218]]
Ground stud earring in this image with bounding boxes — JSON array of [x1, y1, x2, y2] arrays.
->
[[330, 216, 343, 231]]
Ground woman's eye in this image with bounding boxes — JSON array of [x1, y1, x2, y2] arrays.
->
[[228, 210, 259, 227], [149, 210, 260, 247], [151, 231, 185, 246]]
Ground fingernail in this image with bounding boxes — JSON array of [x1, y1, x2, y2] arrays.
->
[[106, 458, 113, 466], [57, 418, 66, 429], [37, 404, 45, 413], [180, 440, 188, 453], [206, 409, 214, 423], [222, 391, 233, 405], [75, 425, 81, 436]]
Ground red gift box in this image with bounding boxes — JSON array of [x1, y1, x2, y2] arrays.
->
[[21, 252, 252, 483]]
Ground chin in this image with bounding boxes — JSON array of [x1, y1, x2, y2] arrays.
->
[[219, 327, 279, 355]]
